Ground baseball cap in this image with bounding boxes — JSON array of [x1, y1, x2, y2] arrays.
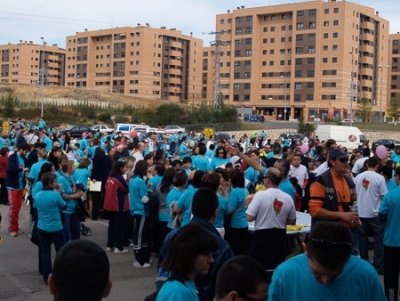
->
[[329, 148, 348, 160]]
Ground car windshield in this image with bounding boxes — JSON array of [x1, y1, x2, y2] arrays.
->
[[360, 135, 367, 143], [65, 126, 75, 130]]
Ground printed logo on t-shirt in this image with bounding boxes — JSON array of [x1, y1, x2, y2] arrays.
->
[[273, 198, 283, 216], [362, 178, 370, 191]]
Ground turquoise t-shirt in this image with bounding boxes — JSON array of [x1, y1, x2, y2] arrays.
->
[[268, 254, 386, 301], [129, 176, 148, 216], [228, 187, 248, 228], [279, 178, 295, 200], [245, 166, 259, 185], [57, 172, 77, 215], [379, 186, 400, 247], [33, 188, 66, 232], [73, 168, 91, 189], [175, 186, 197, 227], [385, 179, 397, 192], [208, 157, 229, 171], [166, 187, 186, 228], [214, 195, 231, 228], [192, 155, 209, 172], [148, 175, 163, 193], [28, 159, 50, 184], [156, 279, 199, 301]]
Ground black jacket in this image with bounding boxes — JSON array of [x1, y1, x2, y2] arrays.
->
[[6, 152, 28, 189]]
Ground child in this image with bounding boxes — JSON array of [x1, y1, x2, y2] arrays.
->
[[182, 157, 192, 177]]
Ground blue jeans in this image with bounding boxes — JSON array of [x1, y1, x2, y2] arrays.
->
[[38, 229, 65, 283], [63, 213, 81, 242], [359, 216, 385, 273]]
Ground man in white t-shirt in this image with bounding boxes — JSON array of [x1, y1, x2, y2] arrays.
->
[[132, 142, 145, 162], [246, 167, 296, 269], [354, 156, 387, 274], [206, 135, 215, 150], [288, 154, 309, 188]]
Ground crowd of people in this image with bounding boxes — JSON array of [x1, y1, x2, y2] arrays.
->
[[0, 117, 397, 300]]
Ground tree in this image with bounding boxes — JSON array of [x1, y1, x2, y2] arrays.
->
[[298, 115, 315, 136], [3, 88, 15, 117], [386, 95, 400, 123], [356, 97, 372, 122]]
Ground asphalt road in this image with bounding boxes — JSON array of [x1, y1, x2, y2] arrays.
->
[[0, 203, 156, 301]]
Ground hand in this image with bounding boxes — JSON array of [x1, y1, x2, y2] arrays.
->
[[341, 212, 361, 227], [147, 183, 153, 188], [225, 145, 239, 155]]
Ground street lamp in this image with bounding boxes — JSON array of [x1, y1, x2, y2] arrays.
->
[[378, 65, 390, 123], [281, 75, 287, 121], [350, 52, 354, 127], [40, 37, 45, 118]]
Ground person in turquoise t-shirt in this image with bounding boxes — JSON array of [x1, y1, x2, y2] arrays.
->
[[268, 222, 386, 301], [156, 223, 218, 301], [167, 172, 188, 229]]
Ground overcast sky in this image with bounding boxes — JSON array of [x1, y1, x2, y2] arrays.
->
[[1, 0, 399, 48]]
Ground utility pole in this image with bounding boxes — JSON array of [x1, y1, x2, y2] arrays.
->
[[378, 65, 390, 123], [204, 31, 226, 109], [350, 51, 354, 127]]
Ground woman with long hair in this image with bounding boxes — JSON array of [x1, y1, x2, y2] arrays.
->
[[104, 161, 131, 254], [156, 223, 218, 301], [57, 160, 83, 242], [166, 172, 188, 229], [129, 160, 152, 268], [48, 146, 63, 171]]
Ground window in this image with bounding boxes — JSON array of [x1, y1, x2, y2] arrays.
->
[[296, 58, 303, 65], [235, 39, 241, 45], [322, 70, 328, 75], [282, 14, 287, 20], [263, 27, 268, 32], [307, 70, 315, 77], [280, 60, 285, 65], [234, 61, 241, 68], [332, 45, 338, 51], [233, 95, 239, 101], [234, 83, 240, 90], [323, 33, 329, 39], [281, 37, 286, 42], [271, 27, 275, 32], [236, 17, 242, 24], [333, 20, 339, 26], [308, 58, 315, 65], [220, 19, 225, 24], [296, 47, 303, 54], [263, 38, 268, 44], [246, 27, 253, 34], [263, 50, 267, 55], [297, 10, 304, 18], [322, 82, 328, 87], [324, 21, 329, 26], [236, 28, 242, 35], [246, 16, 253, 22], [330, 95, 336, 100], [323, 45, 328, 51], [309, 34, 316, 41], [295, 94, 302, 101], [309, 22, 316, 29], [270, 50, 275, 54], [393, 40, 399, 45], [280, 49, 285, 54], [245, 50, 252, 56], [307, 82, 314, 89], [297, 23, 304, 30], [245, 38, 252, 44], [308, 46, 315, 53], [271, 15, 276, 20], [332, 57, 338, 63], [244, 72, 251, 78], [296, 35, 304, 41], [332, 82, 337, 88], [323, 58, 328, 63], [309, 9, 316, 16], [270, 38, 275, 43], [235, 50, 241, 57], [295, 83, 302, 89], [324, 8, 329, 14], [281, 25, 286, 31], [245, 61, 251, 67], [295, 70, 302, 77], [234, 72, 240, 79], [269, 61, 274, 66], [333, 32, 338, 38], [332, 70, 337, 75]]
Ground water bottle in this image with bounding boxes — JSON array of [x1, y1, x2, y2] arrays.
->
[[352, 202, 358, 212]]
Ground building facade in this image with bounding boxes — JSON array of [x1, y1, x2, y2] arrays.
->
[[389, 33, 400, 104], [65, 26, 203, 103], [0, 41, 66, 86], [203, 0, 390, 121]]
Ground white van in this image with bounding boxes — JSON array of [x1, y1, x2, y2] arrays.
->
[[315, 125, 367, 152], [115, 123, 139, 136]]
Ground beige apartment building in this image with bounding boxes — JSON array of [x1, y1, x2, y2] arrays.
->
[[203, 0, 390, 121], [389, 33, 400, 108], [0, 41, 65, 86], [65, 26, 203, 103]]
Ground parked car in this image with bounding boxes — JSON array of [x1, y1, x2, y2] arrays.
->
[[57, 125, 97, 138], [243, 114, 258, 122], [372, 139, 400, 150], [340, 119, 355, 123], [278, 132, 305, 143], [90, 124, 114, 134], [164, 125, 186, 134]]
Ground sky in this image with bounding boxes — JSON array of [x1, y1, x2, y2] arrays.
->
[[0, 0, 399, 48]]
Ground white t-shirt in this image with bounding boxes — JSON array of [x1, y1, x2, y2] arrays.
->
[[315, 161, 329, 177], [133, 151, 144, 162], [352, 157, 368, 174], [246, 188, 296, 230], [354, 170, 387, 218], [206, 140, 214, 150], [288, 164, 309, 187]]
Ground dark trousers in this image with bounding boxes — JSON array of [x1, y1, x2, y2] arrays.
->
[[133, 215, 151, 265], [384, 245, 400, 301], [225, 227, 248, 256], [153, 221, 170, 255], [107, 211, 126, 251], [63, 213, 80, 242], [38, 229, 65, 283], [249, 228, 286, 270], [91, 183, 105, 220], [0, 178, 8, 204]]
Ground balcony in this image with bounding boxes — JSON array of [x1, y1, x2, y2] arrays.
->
[[169, 50, 182, 57], [168, 68, 182, 75], [168, 86, 181, 93]]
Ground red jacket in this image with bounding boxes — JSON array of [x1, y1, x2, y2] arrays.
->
[[103, 177, 129, 212], [0, 156, 7, 178]]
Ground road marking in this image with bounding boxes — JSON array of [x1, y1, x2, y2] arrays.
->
[[5, 272, 33, 293]]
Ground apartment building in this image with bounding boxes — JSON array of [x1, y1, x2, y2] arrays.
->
[[203, 0, 390, 121], [0, 41, 66, 86], [65, 26, 203, 103], [389, 33, 400, 104]]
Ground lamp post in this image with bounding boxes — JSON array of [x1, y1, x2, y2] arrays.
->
[[378, 65, 390, 123], [40, 37, 45, 118], [350, 52, 354, 127], [281, 75, 287, 121]]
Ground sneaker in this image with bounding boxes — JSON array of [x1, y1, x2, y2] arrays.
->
[[9, 232, 17, 237], [133, 261, 151, 268], [114, 248, 129, 254], [147, 258, 154, 264], [17, 229, 24, 234], [106, 247, 114, 252]]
